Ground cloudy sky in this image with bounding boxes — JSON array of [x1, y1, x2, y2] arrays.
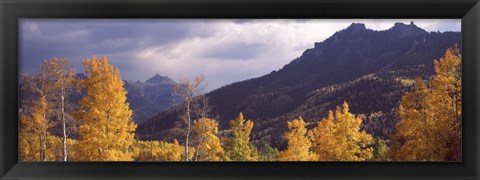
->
[[20, 19, 460, 92]]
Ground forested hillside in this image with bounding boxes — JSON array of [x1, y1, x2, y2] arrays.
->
[[137, 22, 461, 149]]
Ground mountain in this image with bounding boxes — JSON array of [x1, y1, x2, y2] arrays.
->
[[145, 74, 176, 84], [136, 22, 461, 148], [124, 74, 182, 124], [20, 72, 180, 126]]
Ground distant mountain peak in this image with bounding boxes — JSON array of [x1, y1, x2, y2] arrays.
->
[[392, 22, 413, 29], [146, 74, 175, 84], [347, 23, 367, 30], [393, 21, 416, 27], [390, 21, 427, 35]]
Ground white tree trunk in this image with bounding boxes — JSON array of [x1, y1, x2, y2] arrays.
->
[[61, 85, 67, 161], [185, 100, 191, 161]]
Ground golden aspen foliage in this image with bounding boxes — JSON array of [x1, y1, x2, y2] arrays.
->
[[392, 77, 444, 161], [430, 46, 462, 161], [225, 112, 258, 161], [309, 102, 373, 161], [73, 56, 137, 161], [134, 140, 184, 161], [42, 135, 76, 161], [19, 96, 50, 161], [19, 130, 41, 161], [278, 117, 315, 161], [19, 131, 36, 161], [308, 111, 337, 160], [193, 118, 227, 161], [334, 102, 373, 161], [64, 138, 78, 160], [19, 131, 76, 161], [392, 46, 462, 161]]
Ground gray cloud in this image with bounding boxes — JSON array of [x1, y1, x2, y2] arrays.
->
[[20, 19, 208, 74], [20, 19, 461, 91], [200, 43, 264, 60]]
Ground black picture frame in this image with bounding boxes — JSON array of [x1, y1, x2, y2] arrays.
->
[[1, 0, 479, 179]]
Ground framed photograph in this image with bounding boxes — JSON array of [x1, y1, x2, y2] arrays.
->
[[1, 0, 479, 179]]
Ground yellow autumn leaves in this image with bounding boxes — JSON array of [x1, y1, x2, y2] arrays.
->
[[73, 56, 137, 161], [390, 46, 462, 161], [193, 118, 226, 161], [278, 117, 316, 161], [134, 140, 184, 161], [133, 112, 258, 161], [279, 102, 374, 161]]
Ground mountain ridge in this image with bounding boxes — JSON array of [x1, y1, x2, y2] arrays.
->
[[136, 22, 461, 148], [145, 74, 176, 85], [124, 74, 181, 124]]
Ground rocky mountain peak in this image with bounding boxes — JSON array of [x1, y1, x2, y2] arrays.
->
[[146, 74, 175, 85], [346, 23, 367, 31], [390, 21, 427, 35], [393, 21, 416, 28]]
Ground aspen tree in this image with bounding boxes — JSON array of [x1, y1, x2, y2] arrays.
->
[[19, 97, 48, 161], [278, 117, 315, 161], [193, 118, 226, 161], [174, 75, 205, 161], [392, 46, 462, 161], [47, 58, 75, 161], [309, 102, 373, 161], [226, 112, 258, 161], [74, 56, 136, 161], [430, 46, 462, 161]]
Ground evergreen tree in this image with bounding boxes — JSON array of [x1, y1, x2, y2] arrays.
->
[[258, 141, 279, 161], [373, 137, 389, 161]]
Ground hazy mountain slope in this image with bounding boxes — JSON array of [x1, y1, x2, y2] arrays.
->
[[124, 74, 182, 124], [20, 73, 180, 126]]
